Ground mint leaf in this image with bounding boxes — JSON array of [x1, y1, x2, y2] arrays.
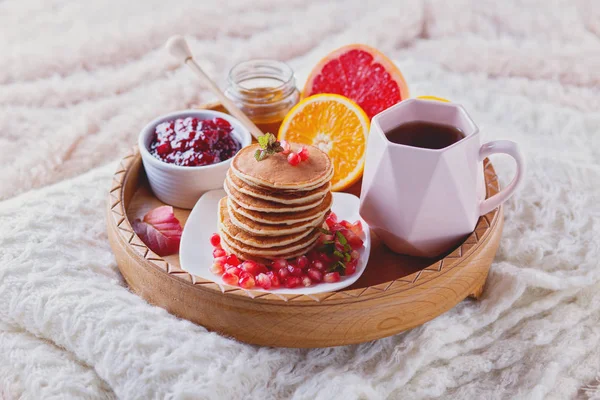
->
[[319, 227, 332, 235], [256, 133, 284, 160], [333, 250, 344, 259], [336, 231, 348, 246], [254, 149, 267, 161], [327, 261, 346, 273], [258, 134, 270, 149]]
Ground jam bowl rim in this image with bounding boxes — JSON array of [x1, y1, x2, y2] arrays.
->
[[137, 109, 252, 171]]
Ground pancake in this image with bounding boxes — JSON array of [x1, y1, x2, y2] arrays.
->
[[234, 173, 331, 194], [227, 169, 330, 205], [218, 197, 317, 248], [229, 191, 333, 225], [231, 144, 334, 190], [220, 238, 317, 263], [224, 178, 324, 213], [227, 198, 325, 236], [219, 227, 320, 259]]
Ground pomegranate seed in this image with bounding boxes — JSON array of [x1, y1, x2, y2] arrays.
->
[[318, 252, 334, 264], [256, 273, 271, 289], [288, 265, 303, 277], [350, 250, 360, 260], [307, 268, 323, 282], [298, 147, 310, 161], [266, 271, 281, 287], [213, 256, 227, 266], [350, 221, 363, 236], [226, 254, 240, 266], [287, 152, 300, 166], [329, 223, 343, 232], [241, 261, 268, 275], [316, 235, 326, 246], [278, 267, 290, 279], [302, 276, 312, 287], [222, 273, 239, 286], [311, 260, 325, 271], [345, 260, 357, 275], [280, 140, 291, 155], [240, 260, 255, 272], [296, 255, 309, 269], [284, 276, 302, 288], [210, 233, 221, 247], [210, 262, 225, 275], [255, 263, 268, 274], [271, 258, 288, 270], [317, 234, 334, 246], [324, 272, 341, 283], [334, 241, 345, 253], [213, 248, 226, 258], [347, 235, 364, 250], [225, 266, 242, 277], [340, 220, 352, 229], [325, 212, 338, 228], [239, 273, 255, 289], [341, 229, 364, 250]]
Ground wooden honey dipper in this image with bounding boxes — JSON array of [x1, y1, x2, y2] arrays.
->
[[166, 35, 263, 140]]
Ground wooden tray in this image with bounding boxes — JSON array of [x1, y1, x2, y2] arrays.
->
[[106, 104, 503, 348]]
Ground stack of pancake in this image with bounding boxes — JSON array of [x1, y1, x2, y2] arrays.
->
[[218, 144, 334, 262]]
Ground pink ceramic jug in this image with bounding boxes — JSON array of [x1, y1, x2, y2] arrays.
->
[[359, 99, 524, 258]]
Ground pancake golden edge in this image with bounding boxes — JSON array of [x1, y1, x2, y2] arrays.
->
[[227, 169, 331, 205], [228, 193, 333, 225], [218, 198, 318, 248], [232, 167, 334, 192], [219, 226, 321, 257], [227, 198, 326, 236], [220, 239, 316, 264], [230, 144, 334, 191], [224, 178, 325, 213]]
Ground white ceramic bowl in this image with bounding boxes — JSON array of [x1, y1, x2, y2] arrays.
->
[[138, 109, 252, 209]]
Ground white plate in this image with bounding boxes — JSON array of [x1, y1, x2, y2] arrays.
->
[[179, 190, 371, 295]]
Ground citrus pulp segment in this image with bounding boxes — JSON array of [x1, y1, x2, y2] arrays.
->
[[303, 44, 409, 119], [278, 94, 370, 192]]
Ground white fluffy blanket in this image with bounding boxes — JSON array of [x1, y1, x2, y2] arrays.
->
[[1, 0, 600, 398]]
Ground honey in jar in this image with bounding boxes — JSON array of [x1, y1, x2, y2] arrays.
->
[[225, 60, 300, 135]]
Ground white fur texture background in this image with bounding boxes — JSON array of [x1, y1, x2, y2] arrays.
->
[[1, 0, 600, 399]]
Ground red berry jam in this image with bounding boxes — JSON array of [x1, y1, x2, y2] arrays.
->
[[149, 117, 241, 167]]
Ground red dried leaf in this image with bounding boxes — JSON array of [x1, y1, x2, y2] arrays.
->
[[132, 206, 182, 256]]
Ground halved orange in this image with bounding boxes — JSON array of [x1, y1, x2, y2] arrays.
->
[[278, 94, 369, 192], [303, 44, 410, 119]]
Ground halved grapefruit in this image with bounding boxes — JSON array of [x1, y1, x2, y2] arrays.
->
[[417, 95, 450, 102], [303, 44, 409, 119]]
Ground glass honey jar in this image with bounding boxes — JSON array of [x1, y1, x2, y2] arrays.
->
[[225, 60, 300, 135]]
